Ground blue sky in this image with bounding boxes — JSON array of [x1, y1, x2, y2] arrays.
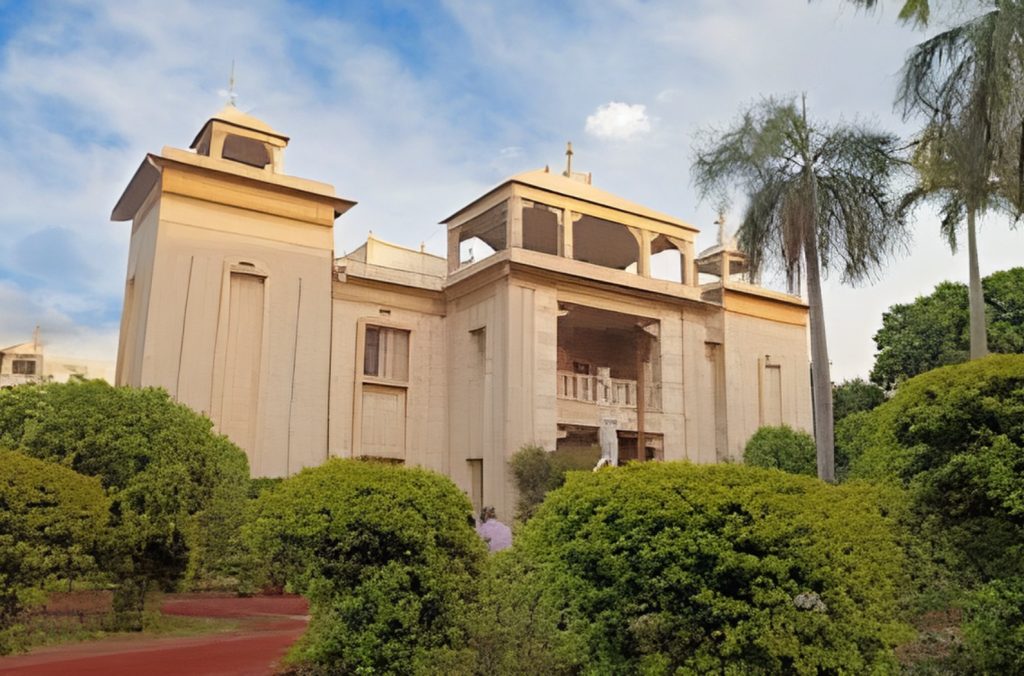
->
[[0, 0, 1020, 379]]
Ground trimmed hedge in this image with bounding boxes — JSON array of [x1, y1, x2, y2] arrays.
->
[[743, 424, 817, 476], [483, 462, 911, 674], [848, 355, 1024, 582], [245, 459, 486, 674], [0, 450, 110, 653], [844, 356, 1024, 670], [0, 380, 250, 622]]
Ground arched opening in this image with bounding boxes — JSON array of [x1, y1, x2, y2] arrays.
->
[[650, 234, 684, 283]]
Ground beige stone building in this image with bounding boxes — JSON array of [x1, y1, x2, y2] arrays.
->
[[1, 329, 115, 387], [112, 107, 812, 519]]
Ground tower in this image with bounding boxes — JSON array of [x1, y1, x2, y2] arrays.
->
[[111, 105, 356, 476]]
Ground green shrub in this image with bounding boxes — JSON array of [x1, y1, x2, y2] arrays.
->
[[493, 462, 911, 674], [0, 450, 110, 653], [833, 378, 886, 423], [960, 576, 1024, 673], [0, 380, 250, 620], [743, 424, 817, 476], [510, 444, 606, 522], [509, 445, 561, 520], [245, 459, 486, 674], [848, 355, 1024, 582]]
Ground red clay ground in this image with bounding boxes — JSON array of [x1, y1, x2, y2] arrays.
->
[[0, 594, 309, 676]]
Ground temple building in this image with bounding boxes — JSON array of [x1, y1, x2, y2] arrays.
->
[[111, 106, 813, 519]]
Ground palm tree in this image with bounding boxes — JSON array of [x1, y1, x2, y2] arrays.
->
[[692, 96, 906, 482], [845, 0, 931, 25], [895, 1, 1024, 359]]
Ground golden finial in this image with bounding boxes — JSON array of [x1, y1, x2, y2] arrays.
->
[[227, 60, 237, 107], [713, 210, 727, 246]]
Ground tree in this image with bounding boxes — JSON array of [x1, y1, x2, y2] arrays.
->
[[0, 450, 110, 653], [895, 1, 1024, 359], [843, 0, 932, 26], [832, 378, 886, 421], [0, 380, 250, 625], [693, 96, 906, 482], [871, 267, 1024, 389]]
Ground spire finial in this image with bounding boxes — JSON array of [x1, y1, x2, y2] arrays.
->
[[32, 325, 40, 352], [563, 141, 574, 177], [227, 60, 237, 107], [714, 210, 727, 245]]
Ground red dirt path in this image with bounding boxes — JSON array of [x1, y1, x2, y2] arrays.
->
[[0, 594, 309, 676]]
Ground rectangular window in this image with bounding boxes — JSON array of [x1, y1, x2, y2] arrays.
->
[[12, 360, 36, 375], [363, 326, 410, 383]]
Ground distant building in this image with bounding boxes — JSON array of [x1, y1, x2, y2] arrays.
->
[[0, 332, 44, 387], [0, 329, 115, 387], [111, 106, 813, 520]]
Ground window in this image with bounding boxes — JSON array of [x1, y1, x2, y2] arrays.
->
[[363, 326, 410, 382], [12, 360, 36, 375], [222, 134, 271, 168]]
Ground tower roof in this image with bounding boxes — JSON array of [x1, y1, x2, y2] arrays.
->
[[189, 105, 289, 150], [442, 168, 697, 232]]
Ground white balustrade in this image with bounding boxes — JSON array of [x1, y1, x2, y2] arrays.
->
[[557, 370, 658, 410]]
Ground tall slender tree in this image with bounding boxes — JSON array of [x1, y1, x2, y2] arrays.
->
[[693, 96, 906, 482], [895, 1, 1024, 358], [845, 0, 932, 25]]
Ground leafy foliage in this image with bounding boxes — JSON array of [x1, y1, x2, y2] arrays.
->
[[490, 463, 911, 674], [849, 355, 1024, 582], [245, 459, 486, 674], [509, 444, 603, 521], [0, 450, 110, 653], [509, 445, 560, 521], [960, 576, 1024, 673], [871, 268, 1024, 389], [844, 0, 931, 26], [743, 424, 817, 476], [833, 378, 886, 422], [0, 380, 250, 621]]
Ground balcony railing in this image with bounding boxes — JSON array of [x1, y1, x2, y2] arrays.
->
[[557, 370, 661, 410]]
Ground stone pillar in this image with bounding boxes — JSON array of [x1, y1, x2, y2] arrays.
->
[[560, 208, 577, 260], [508, 195, 523, 249], [447, 227, 461, 273]]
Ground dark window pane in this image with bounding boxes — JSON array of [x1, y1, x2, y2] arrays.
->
[[364, 327, 380, 376]]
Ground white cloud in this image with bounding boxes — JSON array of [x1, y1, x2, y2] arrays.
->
[[585, 102, 652, 140]]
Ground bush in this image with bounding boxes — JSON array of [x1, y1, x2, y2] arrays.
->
[[960, 576, 1024, 673], [743, 424, 817, 476], [0, 450, 110, 653], [832, 378, 885, 423], [0, 380, 250, 620], [510, 444, 606, 522], [848, 355, 1024, 583], [491, 462, 911, 674], [245, 459, 486, 674], [509, 445, 561, 521]]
